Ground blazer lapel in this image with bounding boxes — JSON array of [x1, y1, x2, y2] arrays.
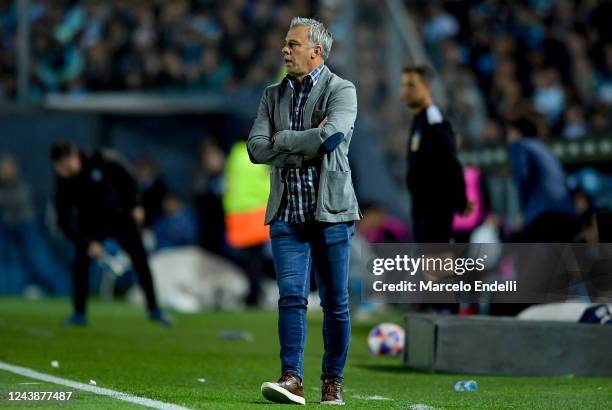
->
[[277, 80, 292, 132], [304, 66, 330, 128]]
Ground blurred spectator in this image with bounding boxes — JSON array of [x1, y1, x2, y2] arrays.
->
[[34, 38, 85, 93], [590, 107, 611, 134], [223, 139, 270, 306], [481, 118, 504, 146], [532, 67, 566, 127], [423, 2, 459, 48], [563, 104, 588, 139], [0, 155, 35, 231], [507, 118, 578, 242], [357, 203, 410, 243], [0, 154, 67, 294], [444, 66, 487, 145], [595, 43, 612, 105], [566, 31, 595, 104], [153, 193, 198, 250], [572, 189, 599, 244], [0, 154, 34, 293], [0, 1, 17, 100], [134, 158, 167, 227], [193, 137, 226, 257]]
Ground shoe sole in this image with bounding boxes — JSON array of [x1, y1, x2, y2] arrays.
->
[[261, 382, 305, 405]]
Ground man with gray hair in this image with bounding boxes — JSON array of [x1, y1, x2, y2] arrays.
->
[[248, 17, 359, 405]]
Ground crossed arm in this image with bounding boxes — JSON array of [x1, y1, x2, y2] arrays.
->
[[247, 89, 304, 168], [272, 82, 357, 157], [247, 81, 357, 167]]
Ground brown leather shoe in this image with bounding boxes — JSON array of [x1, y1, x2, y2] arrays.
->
[[261, 373, 305, 405], [321, 377, 345, 405]]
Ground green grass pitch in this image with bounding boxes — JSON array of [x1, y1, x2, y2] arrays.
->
[[0, 298, 611, 409]]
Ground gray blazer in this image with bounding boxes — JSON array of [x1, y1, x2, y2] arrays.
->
[[247, 65, 361, 225]]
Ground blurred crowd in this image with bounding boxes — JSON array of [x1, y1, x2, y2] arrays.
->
[[0, 0, 326, 98], [414, 0, 611, 145], [1, 0, 609, 146]]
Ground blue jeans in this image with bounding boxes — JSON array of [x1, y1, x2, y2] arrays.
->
[[270, 219, 354, 382]]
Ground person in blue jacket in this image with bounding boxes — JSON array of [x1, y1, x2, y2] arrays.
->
[[507, 118, 579, 242]]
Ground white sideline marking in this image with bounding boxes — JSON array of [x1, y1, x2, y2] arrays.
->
[[0, 361, 191, 410]]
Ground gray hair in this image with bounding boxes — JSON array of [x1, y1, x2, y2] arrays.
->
[[289, 17, 333, 60]]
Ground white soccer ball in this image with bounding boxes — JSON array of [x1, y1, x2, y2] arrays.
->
[[367, 323, 405, 356]]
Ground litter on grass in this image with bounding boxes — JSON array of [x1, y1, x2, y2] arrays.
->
[[407, 404, 442, 410], [352, 394, 393, 401], [218, 330, 253, 342], [50, 360, 59, 368]]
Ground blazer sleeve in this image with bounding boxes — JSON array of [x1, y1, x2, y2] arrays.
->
[[272, 80, 357, 157], [247, 88, 304, 168]]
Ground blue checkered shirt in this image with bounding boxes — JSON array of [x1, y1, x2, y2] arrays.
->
[[276, 64, 324, 223], [276, 64, 325, 224]]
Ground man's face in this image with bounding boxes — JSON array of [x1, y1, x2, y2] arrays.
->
[[282, 26, 316, 78], [401, 72, 430, 109], [53, 153, 82, 178]]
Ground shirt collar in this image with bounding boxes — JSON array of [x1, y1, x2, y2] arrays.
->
[[284, 64, 325, 89]]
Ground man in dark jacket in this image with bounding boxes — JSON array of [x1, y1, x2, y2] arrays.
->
[[402, 65, 472, 242], [50, 140, 170, 326]]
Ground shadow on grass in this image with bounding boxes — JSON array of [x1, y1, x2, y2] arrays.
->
[[355, 364, 505, 379], [354, 363, 432, 375], [246, 399, 294, 406]]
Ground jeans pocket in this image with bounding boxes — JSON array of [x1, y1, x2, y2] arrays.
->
[[347, 221, 355, 237], [320, 222, 352, 246], [270, 220, 293, 238]]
